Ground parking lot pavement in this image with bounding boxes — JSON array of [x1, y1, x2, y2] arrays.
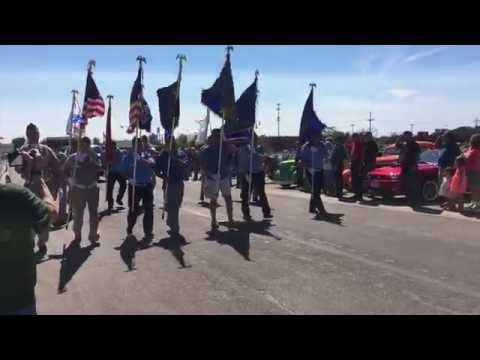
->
[[26, 178, 480, 314]]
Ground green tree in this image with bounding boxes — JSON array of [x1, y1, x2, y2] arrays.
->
[[176, 134, 188, 148]]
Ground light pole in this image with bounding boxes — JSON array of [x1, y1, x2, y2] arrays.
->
[[366, 112, 374, 133], [276, 103, 281, 137], [350, 124, 355, 134]]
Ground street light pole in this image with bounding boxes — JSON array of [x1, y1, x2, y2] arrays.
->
[[410, 123, 415, 133], [276, 103, 281, 137], [350, 124, 355, 134], [366, 112, 374, 133]]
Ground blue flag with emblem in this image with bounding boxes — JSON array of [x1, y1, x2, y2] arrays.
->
[[299, 87, 326, 144], [225, 74, 258, 141], [201, 53, 236, 124]]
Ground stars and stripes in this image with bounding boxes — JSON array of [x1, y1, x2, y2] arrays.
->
[[82, 70, 105, 121], [128, 67, 152, 133]]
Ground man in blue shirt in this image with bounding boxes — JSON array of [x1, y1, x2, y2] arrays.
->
[[237, 134, 272, 221], [200, 129, 236, 231], [121, 137, 156, 242], [103, 141, 127, 211], [155, 136, 189, 237], [299, 132, 328, 217]]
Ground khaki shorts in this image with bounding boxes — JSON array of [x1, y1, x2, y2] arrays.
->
[[204, 175, 231, 200]]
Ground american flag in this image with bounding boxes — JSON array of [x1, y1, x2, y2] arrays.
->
[[128, 67, 152, 133], [82, 70, 105, 120]]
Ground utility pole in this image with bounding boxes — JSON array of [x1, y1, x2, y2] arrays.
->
[[410, 123, 415, 133], [475, 117, 480, 128], [350, 124, 355, 134], [366, 112, 374, 133], [276, 103, 281, 137]]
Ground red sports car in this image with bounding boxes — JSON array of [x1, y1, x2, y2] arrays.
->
[[365, 149, 441, 202]]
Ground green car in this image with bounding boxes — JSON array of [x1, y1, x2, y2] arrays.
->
[[273, 159, 311, 192]]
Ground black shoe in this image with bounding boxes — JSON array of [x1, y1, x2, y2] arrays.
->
[[116, 199, 123, 206], [263, 213, 273, 219]]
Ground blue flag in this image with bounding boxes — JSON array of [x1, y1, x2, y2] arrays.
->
[[201, 53, 236, 123], [299, 88, 326, 144]]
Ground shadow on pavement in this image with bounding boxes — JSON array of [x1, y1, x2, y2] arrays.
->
[[115, 235, 139, 272], [153, 234, 191, 269], [98, 207, 124, 223], [205, 220, 281, 262], [57, 241, 98, 294], [313, 212, 345, 226]]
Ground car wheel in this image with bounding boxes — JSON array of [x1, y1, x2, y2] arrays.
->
[[422, 180, 439, 202]]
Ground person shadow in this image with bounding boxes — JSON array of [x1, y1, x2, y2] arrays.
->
[[56, 241, 98, 294], [152, 234, 191, 269], [205, 220, 281, 262]]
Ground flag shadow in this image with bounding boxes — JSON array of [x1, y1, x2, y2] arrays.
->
[[98, 208, 123, 223], [205, 220, 281, 262], [115, 235, 139, 272], [57, 241, 98, 294], [152, 234, 191, 269]]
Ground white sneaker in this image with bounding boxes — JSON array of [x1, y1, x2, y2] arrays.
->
[[466, 202, 476, 210]]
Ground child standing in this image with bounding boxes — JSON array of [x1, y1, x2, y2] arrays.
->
[[438, 167, 455, 209], [449, 157, 468, 212]]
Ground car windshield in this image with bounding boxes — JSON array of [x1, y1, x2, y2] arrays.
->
[[383, 147, 401, 156], [419, 149, 442, 164]]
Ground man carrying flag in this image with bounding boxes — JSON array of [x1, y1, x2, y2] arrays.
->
[[63, 136, 102, 245], [200, 47, 237, 230], [298, 84, 329, 218], [232, 72, 272, 221], [65, 60, 105, 237]]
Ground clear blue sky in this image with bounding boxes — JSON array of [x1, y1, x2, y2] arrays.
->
[[1, 45, 480, 142]]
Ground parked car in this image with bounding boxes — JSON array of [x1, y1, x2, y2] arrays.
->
[[365, 149, 441, 202], [342, 141, 436, 191], [272, 159, 312, 192]]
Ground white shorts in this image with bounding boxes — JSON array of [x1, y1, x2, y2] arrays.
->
[[204, 175, 231, 200]]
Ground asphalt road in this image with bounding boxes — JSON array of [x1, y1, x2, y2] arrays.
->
[[26, 176, 480, 314]]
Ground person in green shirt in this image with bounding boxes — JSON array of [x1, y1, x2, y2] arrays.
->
[[0, 183, 52, 314]]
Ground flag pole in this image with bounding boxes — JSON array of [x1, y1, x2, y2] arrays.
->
[[162, 54, 186, 220], [66, 58, 95, 230], [64, 89, 78, 231], [105, 95, 114, 204], [309, 82, 317, 210], [247, 70, 259, 205], [131, 56, 146, 215], [216, 46, 233, 198]]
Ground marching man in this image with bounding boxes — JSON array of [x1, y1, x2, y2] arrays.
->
[[17, 123, 62, 259], [121, 137, 156, 243], [63, 136, 101, 246]]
